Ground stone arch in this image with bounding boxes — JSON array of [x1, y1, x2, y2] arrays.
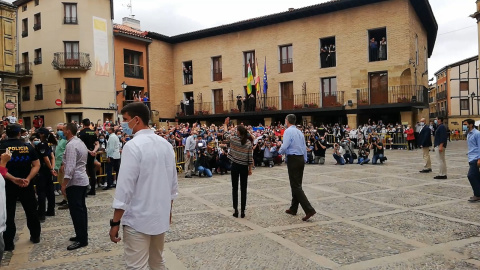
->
[[400, 68, 412, 86]]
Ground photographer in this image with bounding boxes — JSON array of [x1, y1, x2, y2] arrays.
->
[[340, 138, 355, 164], [358, 143, 370, 165], [332, 143, 345, 165], [217, 147, 231, 175], [262, 141, 274, 167], [195, 148, 212, 177], [313, 137, 327, 164], [306, 141, 314, 164], [370, 136, 386, 164], [253, 138, 265, 167]]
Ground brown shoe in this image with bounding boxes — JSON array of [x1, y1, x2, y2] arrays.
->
[[285, 209, 297, 216], [302, 211, 316, 221]]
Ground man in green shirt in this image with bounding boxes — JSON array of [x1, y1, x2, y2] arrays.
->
[[54, 123, 68, 210]]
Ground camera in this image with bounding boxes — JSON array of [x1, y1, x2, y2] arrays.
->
[[237, 95, 242, 99]]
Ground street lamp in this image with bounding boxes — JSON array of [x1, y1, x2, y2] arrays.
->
[[117, 81, 127, 96], [472, 92, 476, 116]]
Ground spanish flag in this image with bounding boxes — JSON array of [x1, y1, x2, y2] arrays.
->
[[255, 58, 261, 96], [247, 63, 253, 95]]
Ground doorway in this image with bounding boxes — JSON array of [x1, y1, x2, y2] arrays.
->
[[369, 72, 388, 105], [281, 82, 293, 110], [66, 113, 82, 125], [213, 89, 223, 114]]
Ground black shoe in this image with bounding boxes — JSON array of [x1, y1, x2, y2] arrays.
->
[[46, 212, 55, 217], [39, 215, 45, 223], [419, 169, 432, 173], [69, 236, 78, 242], [185, 175, 192, 178], [30, 236, 40, 244], [58, 204, 69, 210], [67, 242, 88, 251], [102, 186, 111, 191], [434, 175, 448, 180], [4, 244, 14, 251], [56, 200, 68, 206], [233, 210, 239, 218], [241, 211, 245, 218], [87, 190, 96, 196]]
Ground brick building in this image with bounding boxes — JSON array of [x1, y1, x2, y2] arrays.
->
[[146, 0, 437, 127]]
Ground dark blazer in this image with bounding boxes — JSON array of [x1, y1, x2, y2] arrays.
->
[[418, 126, 432, 147], [434, 124, 448, 148]]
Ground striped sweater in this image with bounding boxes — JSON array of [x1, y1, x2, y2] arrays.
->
[[225, 132, 253, 166]]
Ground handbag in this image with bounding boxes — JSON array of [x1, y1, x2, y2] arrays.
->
[[352, 153, 358, 160]]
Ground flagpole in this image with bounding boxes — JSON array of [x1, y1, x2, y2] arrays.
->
[[264, 57, 267, 110]]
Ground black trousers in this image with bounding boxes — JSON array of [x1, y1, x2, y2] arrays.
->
[[36, 170, 55, 216], [66, 186, 88, 244], [287, 155, 315, 214], [106, 158, 121, 187], [4, 181, 41, 248], [231, 162, 248, 211], [86, 155, 97, 191]]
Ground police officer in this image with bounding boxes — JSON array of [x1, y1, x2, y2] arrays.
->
[[1, 124, 41, 251], [78, 119, 99, 195], [35, 128, 57, 222]]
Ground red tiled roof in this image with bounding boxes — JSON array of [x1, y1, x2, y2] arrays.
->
[[113, 24, 151, 40]]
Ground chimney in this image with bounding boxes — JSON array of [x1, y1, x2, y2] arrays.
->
[[288, 8, 294, 11], [122, 16, 141, 30]]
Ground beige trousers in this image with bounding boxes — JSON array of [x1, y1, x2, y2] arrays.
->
[[184, 152, 195, 176], [435, 146, 447, 176], [123, 226, 165, 270], [422, 147, 431, 170]]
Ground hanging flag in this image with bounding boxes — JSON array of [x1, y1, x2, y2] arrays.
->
[[263, 57, 268, 94], [255, 58, 261, 96], [246, 63, 253, 95]]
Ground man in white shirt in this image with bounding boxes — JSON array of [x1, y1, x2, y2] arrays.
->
[[110, 102, 178, 270], [104, 127, 121, 190], [7, 112, 16, 124], [0, 149, 12, 261]]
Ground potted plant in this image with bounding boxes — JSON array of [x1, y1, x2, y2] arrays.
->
[[294, 104, 303, 109], [230, 108, 240, 113], [202, 110, 210, 115], [308, 103, 319, 108], [359, 99, 369, 105]]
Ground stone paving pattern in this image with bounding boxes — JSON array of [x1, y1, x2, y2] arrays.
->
[[3, 141, 480, 269]]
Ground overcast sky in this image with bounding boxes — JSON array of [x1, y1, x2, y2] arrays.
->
[[5, 0, 478, 80]]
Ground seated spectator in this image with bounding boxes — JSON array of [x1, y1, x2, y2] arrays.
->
[[357, 144, 370, 165], [332, 143, 345, 165]]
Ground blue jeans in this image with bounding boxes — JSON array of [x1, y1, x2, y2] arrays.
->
[[358, 157, 370, 164], [372, 154, 384, 164], [343, 154, 354, 164], [198, 166, 212, 177], [333, 154, 345, 165], [468, 160, 480, 197]]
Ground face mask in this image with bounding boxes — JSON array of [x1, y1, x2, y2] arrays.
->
[[57, 130, 65, 139], [463, 125, 468, 130], [33, 140, 40, 146], [420, 122, 425, 126], [117, 135, 122, 139], [121, 118, 137, 136], [125, 138, 131, 141], [99, 139, 105, 143], [193, 135, 197, 138], [434, 120, 438, 125], [21, 135, 27, 140]]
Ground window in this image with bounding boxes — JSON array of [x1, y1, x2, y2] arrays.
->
[[22, 86, 30, 101], [243, 51, 255, 77], [35, 84, 43, 100], [22, 5, 27, 12], [34, 49, 42, 64], [424, 47, 428, 73], [34, 13, 41, 30], [212, 56, 222, 81], [460, 81, 469, 91], [460, 99, 469, 110], [64, 41, 79, 66], [35, 0, 39, 6], [22, 19, 28, 37], [280, 45, 293, 73], [182, 61, 193, 85], [65, 78, 81, 104], [23, 117, 31, 130], [320, 37, 336, 68], [321, 77, 338, 95], [64, 3, 78, 24], [368, 28, 387, 62], [415, 35, 419, 66], [124, 49, 143, 79]]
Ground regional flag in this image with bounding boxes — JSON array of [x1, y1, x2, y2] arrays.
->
[[255, 58, 261, 96], [247, 63, 253, 95], [263, 57, 268, 94]]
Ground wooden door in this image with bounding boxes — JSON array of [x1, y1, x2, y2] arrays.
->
[[370, 72, 388, 105], [281, 82, 293, 110], [213, 89, 223, 114]]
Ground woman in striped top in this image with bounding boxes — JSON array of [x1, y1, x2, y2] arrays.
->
[[223, 117, 253, 218]]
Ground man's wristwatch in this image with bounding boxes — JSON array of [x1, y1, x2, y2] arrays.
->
[[110, 219, 121, 227]]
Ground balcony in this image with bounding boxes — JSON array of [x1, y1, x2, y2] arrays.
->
[[21, 30, 28, 37], [280, 58, 293, 73], [322, 91, 345, 108], [15, 62, 33, 77], [429, 97, 434, 103], [357, 85, 428, 107], [436, 91, 447, 100], [429, 113, 435, 118], [124, 64, 144, 79], [65, 94, 81, 104], [34, 94, 43, 101], [34, 57, 42, 65], [52, 52, 92, 70], [123, 100, 151, 110], [33, 24, 41, 31], [64, 17, 78, 24]]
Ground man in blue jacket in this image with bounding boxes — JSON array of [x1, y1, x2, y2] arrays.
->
[[418, 118, 432, 173], [434, 117, 448, 179]]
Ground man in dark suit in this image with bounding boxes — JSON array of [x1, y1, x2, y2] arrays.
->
[[418, 118, 432, 173], [434, 117, 448, 179]]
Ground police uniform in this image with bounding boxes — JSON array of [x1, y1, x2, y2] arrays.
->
[[35, 141, 55, 219], [0, 137, 41, 250], [78, 127, 98, 194]]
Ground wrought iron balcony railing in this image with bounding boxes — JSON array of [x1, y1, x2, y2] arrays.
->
[[52, 52, 92, 70]]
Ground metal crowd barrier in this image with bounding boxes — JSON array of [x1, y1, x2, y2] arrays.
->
[[175, 146, 185, 173]]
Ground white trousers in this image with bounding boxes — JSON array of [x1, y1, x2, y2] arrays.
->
[[123, 226, 165, 270], [435, 146, 447, 176]]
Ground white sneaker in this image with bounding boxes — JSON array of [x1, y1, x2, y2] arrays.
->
[[54, 190, 60, 196], [99, 183, 107, 188]]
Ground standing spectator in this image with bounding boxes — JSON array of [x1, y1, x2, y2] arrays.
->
[[279, 114, 316, 221], [418, 118, 432, 173], [464, 119, 480, 202], [414, 122, 422, 148], [0, 149, 11, 261], [1, 124, 41, 251], [55, 123, 69, 210], [183, 66, 188, 84], [188, 66, 193, 84], [109, 102, 178, 269], [33, 116, 42, 129], [433, 117, 448, 179], [184, 131, 197, 178], [7, 112, 16, 124], [313, 137, 327, 164], [78, 119, 99, 196], [405, 125, 415, 151], [223, 118, 253, 218], [369, 38, 378, 61], [105, 127, 121, 190], [61, 123, 89, 250]]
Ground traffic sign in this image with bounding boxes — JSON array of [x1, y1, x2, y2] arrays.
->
[[55, 99, 62, 106]]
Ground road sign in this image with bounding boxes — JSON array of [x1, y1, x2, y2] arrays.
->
[[55, 99, 62, 106]]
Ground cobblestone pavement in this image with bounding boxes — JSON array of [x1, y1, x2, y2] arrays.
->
[[3, 141, 480, 269]]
